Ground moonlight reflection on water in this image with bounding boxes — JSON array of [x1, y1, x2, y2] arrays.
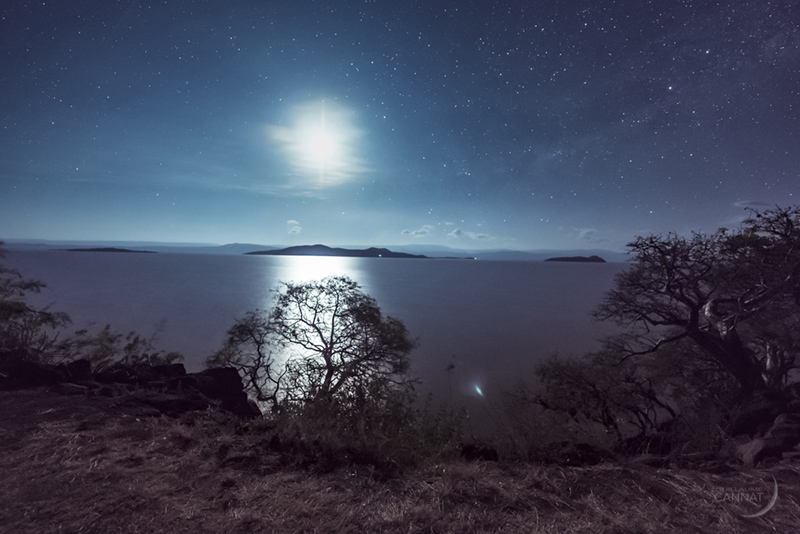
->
[[6, 250, 626, 432]]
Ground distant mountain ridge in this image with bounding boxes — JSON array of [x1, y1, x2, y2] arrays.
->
[[246, 244, 429, 259], [2, 240, 627, 261], [544, 255, 606, 263], [66, 247, 156, 254]]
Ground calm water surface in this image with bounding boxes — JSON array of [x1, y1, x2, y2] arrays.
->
[[7, 250, 627, 429]]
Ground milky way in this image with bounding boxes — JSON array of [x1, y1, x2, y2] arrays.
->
[[1, 1, 798, 250]]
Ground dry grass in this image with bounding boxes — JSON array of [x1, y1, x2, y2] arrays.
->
[[1, 388, 799, 533]]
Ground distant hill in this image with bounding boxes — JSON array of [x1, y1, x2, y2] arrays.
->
[[246, 244, 429, 259], [3, 240, 627, 261], [66, 247, 156, 254], [544, 255, 606, 263], [165, 243, 274, 255]]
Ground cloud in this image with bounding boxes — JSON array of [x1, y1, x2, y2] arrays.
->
[[447, 228, 491, 240], [286, 220, 302, 234], [577, 228, 609, 243], [447, 229, 463, 238], [401, 225, 434, 238]]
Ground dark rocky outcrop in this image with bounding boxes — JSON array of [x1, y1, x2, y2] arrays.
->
[[0, 352, 65, 389], [119, 389, 210, 418], [184, 367, 262, 419], [0, 352, 260, 419], [731, 388, 800, 466], [64, 358, 92, 381], [728, 389, 789, 437]]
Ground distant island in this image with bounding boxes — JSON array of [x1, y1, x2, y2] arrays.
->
[[66, 247, 156, 254], [246, 244, 429, 259], [544, 255, 606, 263]]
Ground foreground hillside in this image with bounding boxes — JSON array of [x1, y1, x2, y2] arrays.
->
[[1, 388, 799, 533]]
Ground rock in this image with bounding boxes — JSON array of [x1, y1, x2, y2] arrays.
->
[[730, 391, 800, 466], [765, 413, 800, 449], [737, 438, 784, 467], [128, 390, 210, 417], [736, 419, 800, 467], [151, 363, 186, 378], [93, 365, 259, 418], [1, 353, 259, 420], [95, 367, 137, 384], [132, 363, 186, 384], [0, 357, 65, 390], [737, 438, 763, 467], [785, 382, 800, 400], [65, 359, 92, 381], [195, 367, 262, 419], [728, 389, 788, 437]]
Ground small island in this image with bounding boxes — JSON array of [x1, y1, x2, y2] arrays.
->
[[544, 255, 606, 263], [66, 247, 156, 254], [246, 244, 428, 259]]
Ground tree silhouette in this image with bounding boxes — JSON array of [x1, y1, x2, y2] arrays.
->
[[595, 206, 800, 397], [270, 276, 416, 408], [0, 242, 70, 360], [210, 276, 417, 422]]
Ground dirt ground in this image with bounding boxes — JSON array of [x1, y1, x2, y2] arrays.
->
[[1, 387, 799, 534]]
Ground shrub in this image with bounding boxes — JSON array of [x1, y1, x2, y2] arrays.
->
[[0, 242, 70, 361]]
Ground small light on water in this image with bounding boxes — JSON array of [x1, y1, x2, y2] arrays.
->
[[475, 385, 484, 396]]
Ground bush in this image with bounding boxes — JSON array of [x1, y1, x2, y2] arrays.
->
[[209, 276, 463, 466], [57, 324, 183, 371], [0, 242, 70, 361]]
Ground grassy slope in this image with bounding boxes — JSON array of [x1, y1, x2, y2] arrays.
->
[[1, 388, 799, 534]]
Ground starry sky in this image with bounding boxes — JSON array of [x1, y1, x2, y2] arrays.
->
[[1, 0, 798, 251]]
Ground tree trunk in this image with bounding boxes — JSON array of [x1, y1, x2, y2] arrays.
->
[[688, 330, 766, 397]]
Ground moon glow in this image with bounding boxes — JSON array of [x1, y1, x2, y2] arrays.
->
[[304, 129, 338, 163], [268, 100, 366, 189]]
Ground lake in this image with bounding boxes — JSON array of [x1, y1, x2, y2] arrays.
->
[[5, 249, 628, 431]]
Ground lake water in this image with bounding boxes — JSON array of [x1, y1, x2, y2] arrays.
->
[[5, 250, 628, 432]]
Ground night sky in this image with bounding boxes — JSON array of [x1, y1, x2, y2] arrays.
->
[[1, 0, 798, 251]]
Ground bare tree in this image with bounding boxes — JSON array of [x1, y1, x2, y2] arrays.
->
[[209, 276, 417, 423], [269, 276, 416, 409], [595, 206, 800, 397]]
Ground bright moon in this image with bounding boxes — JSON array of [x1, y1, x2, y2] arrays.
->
[[304, 129, 338, 163], [267, 100, 366, 188]]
